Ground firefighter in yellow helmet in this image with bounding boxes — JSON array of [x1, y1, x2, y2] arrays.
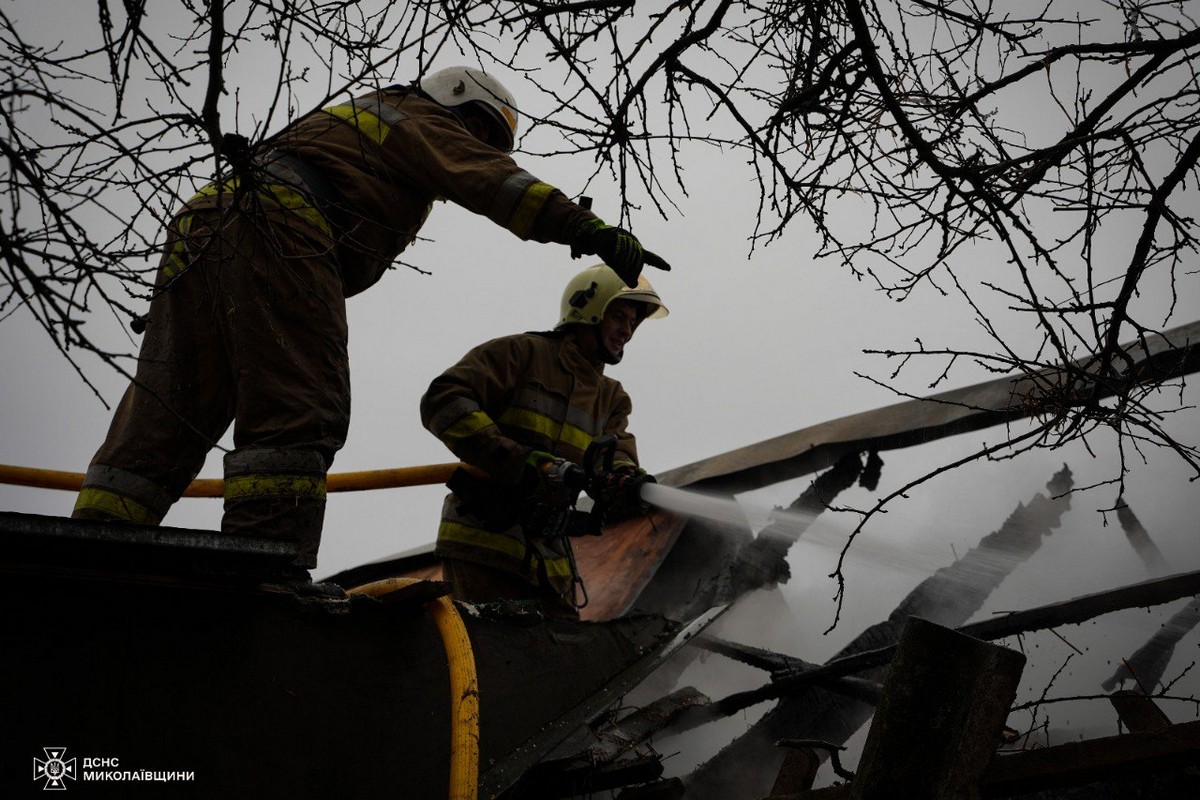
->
[[71, 66, 669, 571], [421, 264, 668, 616]]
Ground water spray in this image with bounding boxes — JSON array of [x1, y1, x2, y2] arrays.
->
[[629, 483, 1071, 598], [581, 481, 959, 579]]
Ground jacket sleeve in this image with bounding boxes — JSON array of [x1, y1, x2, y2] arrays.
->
[[420, 336, 535, 484], [387, 94, 598, 244], [604, 384, 640, 471]]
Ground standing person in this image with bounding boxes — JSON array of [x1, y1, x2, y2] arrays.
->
[[421, 264, 667, 616], [72, 66, 668, 569]]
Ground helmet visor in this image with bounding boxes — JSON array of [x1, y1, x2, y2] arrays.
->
[[472, 103, 515, 152]]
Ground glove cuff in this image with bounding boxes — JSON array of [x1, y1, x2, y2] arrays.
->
[[573, 217, 608, 241]]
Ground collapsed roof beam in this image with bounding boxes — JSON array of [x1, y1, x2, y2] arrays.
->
[[696, 566, 1200, 724], [678, 466, 1075, 800], [659, 320, 1200, 494], [1116, 500, 1171, 576]]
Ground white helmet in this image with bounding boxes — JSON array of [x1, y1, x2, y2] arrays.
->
[[419, 66, 518, 151], [556, 264, 669, 330]]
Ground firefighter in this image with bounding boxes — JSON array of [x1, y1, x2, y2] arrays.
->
[[72, 66, 667, 570], [421, 263, 667, 616]]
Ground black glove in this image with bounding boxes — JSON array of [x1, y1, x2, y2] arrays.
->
[[522, 450, 586, 507], [572, 219, 644, 287], [539, 456, 587, 492], [592, 465, 656, 519]]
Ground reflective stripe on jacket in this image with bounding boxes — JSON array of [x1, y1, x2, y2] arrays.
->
[[421, 332, 638, 591], [253, 90, 597, 296]]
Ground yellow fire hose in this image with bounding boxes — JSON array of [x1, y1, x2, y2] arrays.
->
[[347, 578, 479, 800], [0, 462, 481, 496]]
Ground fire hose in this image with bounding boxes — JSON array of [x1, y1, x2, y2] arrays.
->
[[347, 578, 479, 800], [0, 462, 480, 496]]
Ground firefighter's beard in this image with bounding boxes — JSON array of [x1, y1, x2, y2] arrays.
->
[[597, 326, 623, 364]]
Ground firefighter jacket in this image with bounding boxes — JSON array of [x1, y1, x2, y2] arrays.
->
[[421, 331, 639, 594], [184, 88, 599, 297]]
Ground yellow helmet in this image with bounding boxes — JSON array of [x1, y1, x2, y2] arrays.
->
[[419, 66, 518, 151], [556, 264, 668, 330]]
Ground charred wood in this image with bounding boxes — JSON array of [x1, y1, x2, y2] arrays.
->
[[848, 618, 1025, 800], [586, 687, 712, 765], [980, 719, 1200, 797], [694, 633, 817, 673], [1116, 500, 1170, 576], [1101, 502, 1200, 692], [770, 746, 823, 795], [629, 454, 867, 707], [659, 321, 1200, 494], [681, 465, 1073, 800], [680, 567, 1200, 728], [961, 569, 1200, 643], [1110, 690, 1173, 734]]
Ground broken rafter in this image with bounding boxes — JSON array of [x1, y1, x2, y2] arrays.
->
[[588, 687, 711, 764], [1116, 500, 1171, 576], [685, 567, 1200, 727], [980, 719, 1200, 797], [507, 690, 710, 797], [961, 569, 1200, 641], [694, 633, 819, 674], [1102, 594, 1200, 691], [693, 634, 883, 704], [849, 619, 1026, 799], [659, 320, 1200, 494], [680, 465, 1074, 800]]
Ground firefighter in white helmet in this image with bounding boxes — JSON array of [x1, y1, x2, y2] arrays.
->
[[73, 66, 669, 573], [421, 264, 668, 616]]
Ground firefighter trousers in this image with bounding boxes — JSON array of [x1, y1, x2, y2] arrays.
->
[[72, 204, 350, 568]]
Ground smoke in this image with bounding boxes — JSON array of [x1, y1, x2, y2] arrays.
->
[[641, 482, 1072, 595], [617, 438, 1200, 798]]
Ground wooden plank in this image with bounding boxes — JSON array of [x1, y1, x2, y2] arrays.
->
[[573, 508, 688, 621], [848, 618, 1025, 800], [959, 569, 1200, 641], [979, 719, 1200, 796], [1117, 502, 1170, 575], [1109, 691, 1172, 734], [702, 568, 1200, 721], [658, 320, 1200, 493], [586, 687, 712, 764], [770, 748, 821, 795]]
